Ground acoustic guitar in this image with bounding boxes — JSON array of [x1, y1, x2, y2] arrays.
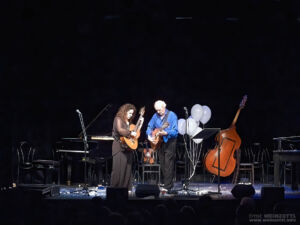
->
[[120, 107, 145, 150], [150, 122, 169, 151], [143, 140, 155, 164]]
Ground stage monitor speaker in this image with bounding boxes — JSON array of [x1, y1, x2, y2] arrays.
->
[[135, 184, 160, 198], [106, 187, 128, 202], [18, 184, 60, 197], [261, 186, 284, 212], [231, 184, 255, 199]]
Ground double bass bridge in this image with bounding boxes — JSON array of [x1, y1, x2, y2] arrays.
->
[[212, 137, 237, 172]]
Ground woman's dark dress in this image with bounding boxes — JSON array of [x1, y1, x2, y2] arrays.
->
[[110, 116, 133, 189]]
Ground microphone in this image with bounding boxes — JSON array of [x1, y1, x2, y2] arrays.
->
[[76, 109, 81, 114]]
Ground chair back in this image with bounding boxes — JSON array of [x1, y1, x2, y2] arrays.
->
[[260, 148, 269, 163], [251, 143, 262, 163], [241, 147, 252, 163], [264, 148, 273, 162], [17, 141, 35, 169]]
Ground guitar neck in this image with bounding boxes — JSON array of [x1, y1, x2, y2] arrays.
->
[[134, 115, 144, 132]]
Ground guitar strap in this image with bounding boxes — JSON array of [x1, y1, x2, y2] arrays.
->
[[162, 110, 170, 126]]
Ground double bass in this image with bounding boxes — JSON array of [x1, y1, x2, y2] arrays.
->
[[204, 95, 247, 177]]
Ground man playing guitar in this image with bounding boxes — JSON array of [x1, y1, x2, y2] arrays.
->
[[146, 100, 178, 193]]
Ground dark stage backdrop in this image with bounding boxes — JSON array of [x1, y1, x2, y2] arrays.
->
[[1, 1, 299, 185]]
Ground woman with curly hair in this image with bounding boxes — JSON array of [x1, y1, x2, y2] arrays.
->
[[110, 103, 137, 189]]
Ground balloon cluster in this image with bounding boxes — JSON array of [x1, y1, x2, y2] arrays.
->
[[178, 104, 212, 143]]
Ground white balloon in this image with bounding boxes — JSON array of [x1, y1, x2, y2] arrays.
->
[[191, 126, 203, 144], [177, 118, 186, 135], [193, 139, 203, 144], [200, 105, 212, 125], [189, 115, 200, 126], [186, 118, 198, 136], [191, 104, 204, 122]]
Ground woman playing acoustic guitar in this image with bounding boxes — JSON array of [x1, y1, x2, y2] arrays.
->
[[110, 103, 139, 189]]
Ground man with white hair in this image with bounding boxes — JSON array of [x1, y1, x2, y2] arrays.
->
[[146, 100, 178, 193]]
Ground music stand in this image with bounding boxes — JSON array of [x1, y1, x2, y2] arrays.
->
[[193, 128, 221, 194], [178, 128, 221, 194]]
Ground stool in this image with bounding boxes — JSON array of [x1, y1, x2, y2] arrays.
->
[[235, 163, 255, 184], [232, 149, 254, 184], [139, 163, 160, 184]]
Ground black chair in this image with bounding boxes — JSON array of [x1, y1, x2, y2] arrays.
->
[[233, 148, 254, 184], [139, 151, 160, 184], [32, 146, 61, 185], [264, 148, 274, 183], [137, 141, 161, 185], [91, 157, 110, 186], [174, 142, 186, 182], [280, 145, 295, 186], [251, 143, 265, 183], [16, 141, 36, 184], [132, 149, 142, 185]]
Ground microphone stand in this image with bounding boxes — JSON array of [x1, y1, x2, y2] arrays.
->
[[177, 107, 196, 194], [179, 108, 221, 195], [76, 110, 89, 191], [78, 104, 111, 138], [207, 128, 222, 195], [183, 108, 190, 190]]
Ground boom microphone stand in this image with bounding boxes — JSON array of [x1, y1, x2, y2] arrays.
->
[[193, 128, 221, 195], [76, 109, 89, 191], [182, 107, 192, 191], [179, 108, 222, 195], [176, 107, 196, 194]]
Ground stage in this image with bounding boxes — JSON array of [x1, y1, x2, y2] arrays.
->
[[1, 181, 299, 225], [42, 182, 300, 201]]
